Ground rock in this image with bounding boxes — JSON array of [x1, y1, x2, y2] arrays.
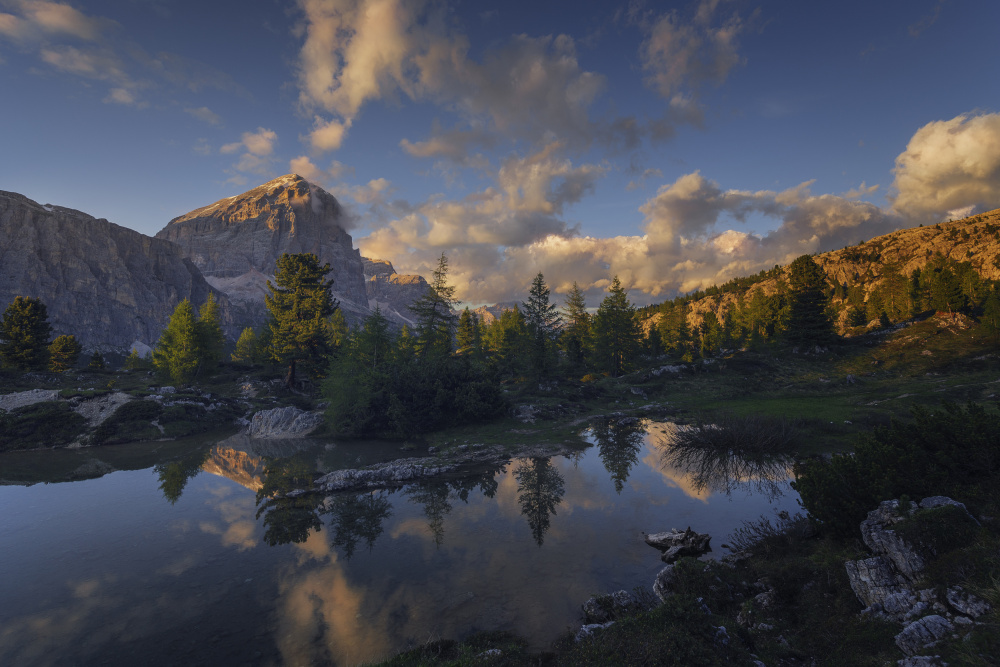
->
[[860, 500, 926, 581], [317, 459, 458, 492], [155, 174, 372, 326], [845, 556, 915, 621], [0, 388, 61, 412], [515, 404, 539, 424], [653, 564, 677, 602], [895, 615, 953, 656], [159, 386, 177, 394], [645, 527, 712, 563], [575, 622, 614, 642], [897, 657, 946, 667], [248, 406, 323, 438], [0, 189, 231, 349], [363, 258, 430, 327], [582, 590, 640, 623], [945, 586, 991, 618]]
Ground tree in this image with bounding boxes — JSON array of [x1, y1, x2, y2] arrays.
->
[[982, 290, 1000, 344], [195, 292, 225, 370], [522, 272, 562, 374], [87, 351, 105, 371], [592, 276, 642, 376], [266, 253, 337, 389], [410, 253, 458, 358], [784, 255, 834, 346], [560, 282, 591, 370], [0, 296, 52, 371], [514, 457, 565, 546], [152, 299, 200, 384], [231, 327, 259, 365], [456, 307, 481, 355], [48, 335, 82, 372]]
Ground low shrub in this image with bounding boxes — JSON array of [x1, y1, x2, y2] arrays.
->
[[0, 401, 87, 451]]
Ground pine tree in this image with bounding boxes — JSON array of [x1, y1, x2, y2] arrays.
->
[[0, 296, 52, 371], [231, 327, 259, 365], [152, 299, 200, 384], [196, 292, 225, 371], [266, 253, 337, 388], [87, 351, 105, 371], [522, 272, 561, 374], [592, 276, 641, 376], [785, 255, 834, 346], [410, 253, 458, 358], [456, 308, 481, 355], [560, 282, 591, 369], [48, 334, 82, 372]]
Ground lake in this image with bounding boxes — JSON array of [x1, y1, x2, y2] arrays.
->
[[0, 419, 800, 666]]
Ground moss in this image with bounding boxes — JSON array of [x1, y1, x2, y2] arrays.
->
[[0, 401, 87, 451]]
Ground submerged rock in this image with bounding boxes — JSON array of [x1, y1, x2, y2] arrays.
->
[[645, 527, 712, 563], [248, 406, 323, 438]]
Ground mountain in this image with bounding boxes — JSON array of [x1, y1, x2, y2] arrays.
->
[[472, 301, 521, 325], [157, 174, 426, 328], [0, 189, 230, 350]]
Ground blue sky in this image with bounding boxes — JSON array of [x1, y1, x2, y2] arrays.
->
[[2, 0, 999, 305]]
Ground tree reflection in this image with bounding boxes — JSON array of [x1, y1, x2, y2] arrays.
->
[[656, 422, 794, 500], [514, 457, 565, 546], [323, 491, 393, 560], [590, 416, 646, 493], [154, 449, 210, 504], [406, 482, 452, 547], [450, 462, 507, 502], [254, 457, 323, 546]]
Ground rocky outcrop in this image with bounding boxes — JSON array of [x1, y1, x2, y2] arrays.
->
[[317, 458, 458, 492], [362, 258, 429, 326], [844, 497, 992, 660], [156, 174, 370, 324], [644, 527, 712, 563], [248, 406, 323, 439], [0, 190, 230, 349]]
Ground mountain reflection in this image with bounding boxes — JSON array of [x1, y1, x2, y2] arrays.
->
[[254, 457, 324, 546], [323, 491, 394, 560], [652, 423, 793, 500], [514, 457, 565, 546], [590, 416, 646, 493]]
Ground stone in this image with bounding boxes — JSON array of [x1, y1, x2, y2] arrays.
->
[[0, 189, 231, 350], [248, 406, 323, 438], [0, 389, 60, 412], [645, 527, 712, 563], [860, 500, 926, 581], [845, 556, 914, 621], [653, 564, 677, 602], [945, 586, 991, 618], [317, 459, 458, 492], [575, 622, 614, 642], [897, 657, 946, 667], [582, 590, 640, 623], [895, 615, 953, 656]]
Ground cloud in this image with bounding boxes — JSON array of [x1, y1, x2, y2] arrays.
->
[[184, 106, 222, 125], [2, 0, 109, 42], [890, 112, 1000, 222], [290, 155, 355, 185], [221, 127, 279, 181], [103, 86, 137, 105], [626, 167, 663, 191], [635, 0, 746, 100]]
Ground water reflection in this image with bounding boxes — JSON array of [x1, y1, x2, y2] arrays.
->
[[590, 416, 646, 493], [154, 449, 210, 504], [323, 491, 394, 560], [652, 423, 793, 500], [254, 457, 324, 546], [513, 457, 565, 546]]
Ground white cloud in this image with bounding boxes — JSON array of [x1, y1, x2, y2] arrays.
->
[[890, 111, 1000, 222], [222, 127, 279, 179], [290, 155, 355, 184], [104, 86, 137, 105], [184, 106, 222, 125]]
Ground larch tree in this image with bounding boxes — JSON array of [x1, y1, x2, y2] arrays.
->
[[0, 296, 52, 371], [592, 276, 642, 376], [266, 253, 337, 389], [196, 292, 225, 371], [48, 334, 82, 372], [410, 253, 458, 358], [560, 282, 591, 369], [152, 299, 201, 384]]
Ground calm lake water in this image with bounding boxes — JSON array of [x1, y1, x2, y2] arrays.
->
[[0, 420, 800, 666]]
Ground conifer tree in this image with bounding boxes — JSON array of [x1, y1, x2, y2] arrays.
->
[[560, 282, 591, 369], [0, 296, 52, 371], [123, 347, 148, 371], [982, 290, 1000, 344], [265, 253, 337, 388], [522, 272, 561, 374], [48, 334, 81, 372], [592, 276, 641, 376], [410, 253, 458, 358], [152, 299, 200, 384], [456, 307, 481, 355], [196, 292, 225, 370], [231, 327, 259, 365], [87, 351, 106, 371], [785, 255, 834, 346]]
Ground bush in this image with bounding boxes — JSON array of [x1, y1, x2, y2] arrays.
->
[[0, 401, 87, 451], [90, 399, 163, 445], [793, 403, 1000, 536]]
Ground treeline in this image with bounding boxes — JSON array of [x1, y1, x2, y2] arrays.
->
[[0, 296, 106, 373]]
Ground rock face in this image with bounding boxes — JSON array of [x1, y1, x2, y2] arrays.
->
[[362, 258, 429, 326], [0, 190, 230, 349], [156, 174, 369, 323]]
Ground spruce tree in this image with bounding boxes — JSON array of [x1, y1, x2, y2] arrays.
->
[[0, 296, 52, 371], [522, 272, 561, 374], [87, 351, 106, 371], [456, 308, 480, 355], [152, 299, 200, 384], [265, 253, 337, 388], [785, 255, 834, 346], [196, 292, 225, 370], [410, 253, 458, 358], [560, 282, 591, 369], [48, 334, 82, 372], [592, 276, 641, 376]]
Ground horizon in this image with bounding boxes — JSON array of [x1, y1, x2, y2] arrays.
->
[[2, 0, 999, 306]]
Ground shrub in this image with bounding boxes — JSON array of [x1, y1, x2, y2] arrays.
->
[[0, 401, 86, 451], [90, 399, 163, 445]]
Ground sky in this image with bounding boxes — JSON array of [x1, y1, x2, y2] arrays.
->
[[1, 0, 999, 307]]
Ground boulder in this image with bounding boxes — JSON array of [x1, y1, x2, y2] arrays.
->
[[645, 527, 712, 563], [248, 406, 323, 438], [845, 556, 917, 621], [895, 615, 953, 656], [582, 590, 641, 623], [859, 499, 926, 581], [945, 586, 991, 619], [653, 564, 677, 602]]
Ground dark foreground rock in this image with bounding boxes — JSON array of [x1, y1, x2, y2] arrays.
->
[[645, 527, 712, 563]]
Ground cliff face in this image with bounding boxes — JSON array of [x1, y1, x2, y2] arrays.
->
[[0, 190, 230, 350], [156, 175, 369, 323], [362, 258, 430, 327]]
